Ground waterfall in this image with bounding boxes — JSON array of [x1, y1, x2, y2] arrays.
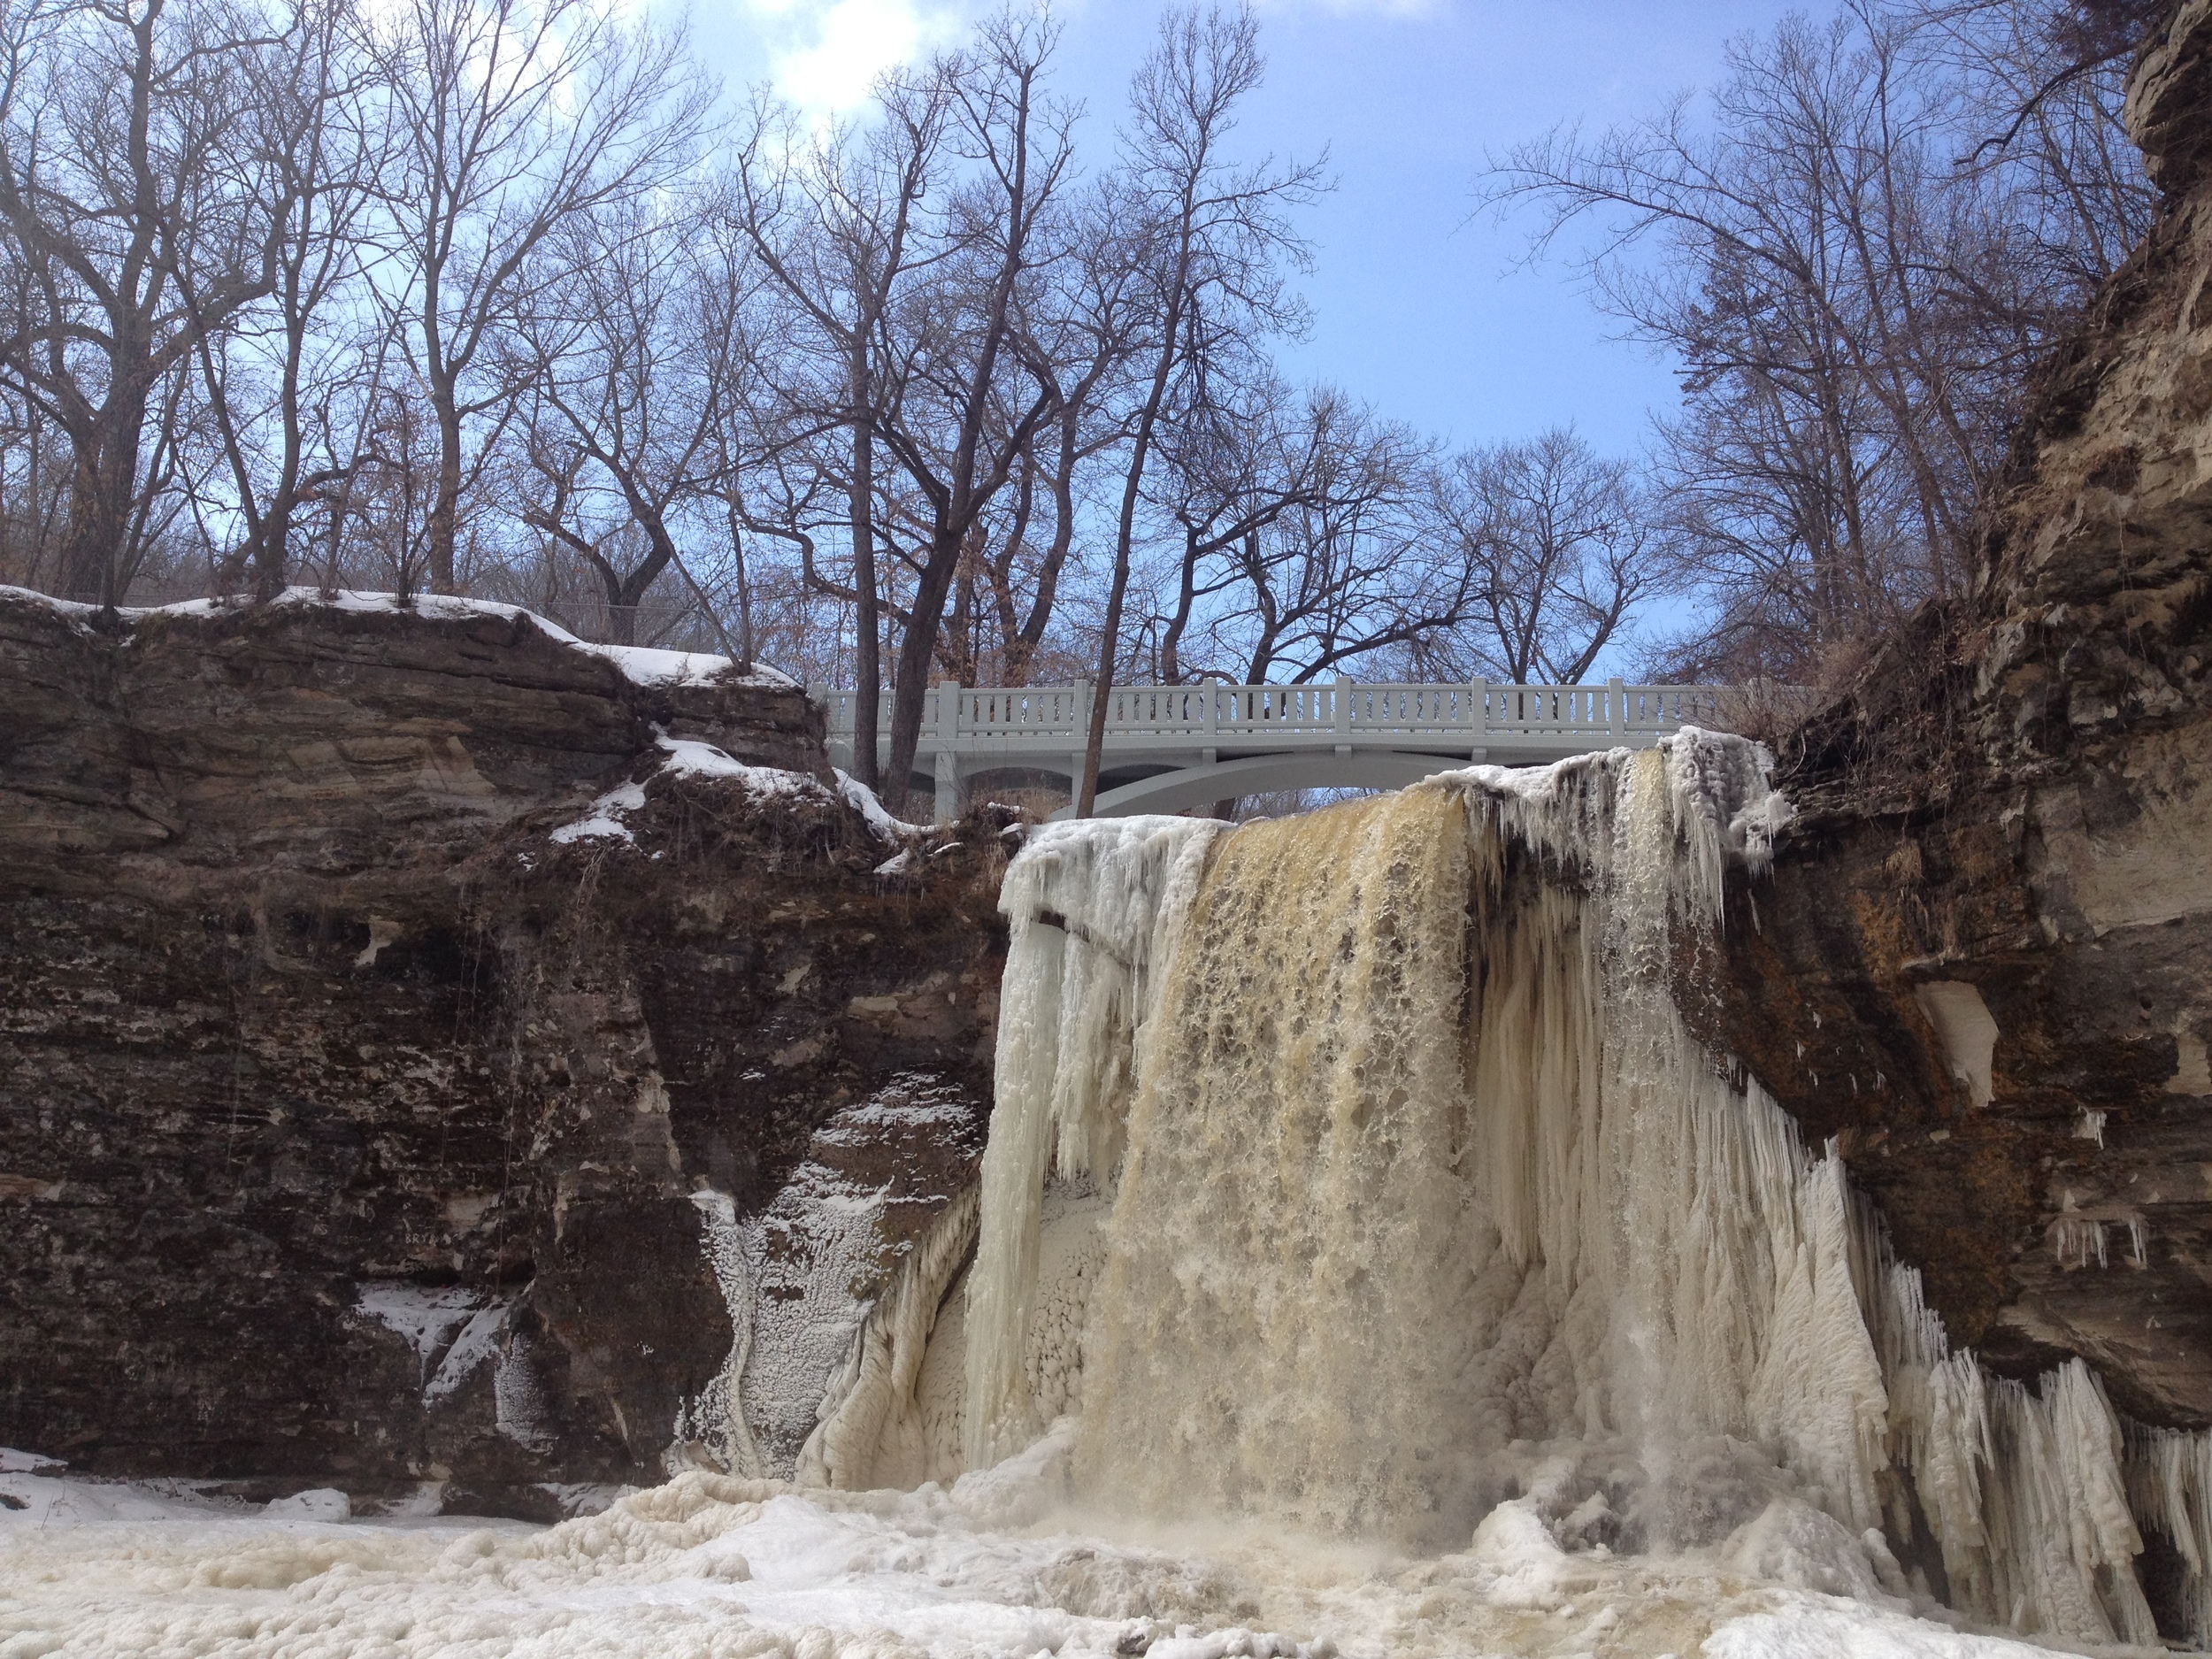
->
[[920, 735, 2177, 1645], [964, 814, 1228, 1471]]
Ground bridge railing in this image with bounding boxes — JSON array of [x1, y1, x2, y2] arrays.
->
[[814, 679, 1724, 744]]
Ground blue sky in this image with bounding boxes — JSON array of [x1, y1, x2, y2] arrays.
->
[[687, 0, 1796, 463]]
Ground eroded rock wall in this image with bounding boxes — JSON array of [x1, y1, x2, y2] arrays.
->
[[0, 595, 1002, 1514], [1698, 0, 2212, 1431]]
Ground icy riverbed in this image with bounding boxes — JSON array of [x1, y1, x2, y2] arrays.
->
[[0, 1436, 2081, 1659]]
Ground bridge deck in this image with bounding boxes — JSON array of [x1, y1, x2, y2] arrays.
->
[[814, 678, 1723, 819]]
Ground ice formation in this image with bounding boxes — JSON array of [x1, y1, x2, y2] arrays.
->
[[798, 1186, 978, 1492], [680, 1077, 981, 1481], [2131, 1419, 2212, 1643], [964, 815, 1229, 1470], [1913, 981, 2000, 1111], [14, 733, 2210, 1655], [939, 733, 2184, 1647], [4, 1444, 2084, 1658]]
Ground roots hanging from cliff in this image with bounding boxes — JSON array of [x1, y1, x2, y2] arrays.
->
[[905, 732, 2170, 1645]]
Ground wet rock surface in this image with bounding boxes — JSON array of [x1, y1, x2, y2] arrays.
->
[[0, 595, 1001, 1513]]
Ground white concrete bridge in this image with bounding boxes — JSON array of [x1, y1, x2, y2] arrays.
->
[[815, 678, 1725, 820]]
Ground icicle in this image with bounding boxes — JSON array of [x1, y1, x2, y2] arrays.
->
[[1979, 1362, 2156, 1645], [964, 817, 1225, 1471], [2053, 1216, 2109, 1270], [796, 1186, 979, 1492], [2128, 1422, 2212, 1645], [1747, 1154, 1891, 1534]]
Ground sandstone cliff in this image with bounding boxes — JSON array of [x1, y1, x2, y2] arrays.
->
[[0, 593, 1003, 1516], [1700, 0, 2212, 1445], [10, 4, 2212, 1567]]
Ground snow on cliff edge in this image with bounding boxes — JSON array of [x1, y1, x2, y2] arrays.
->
[[0, 584, 795, 692]]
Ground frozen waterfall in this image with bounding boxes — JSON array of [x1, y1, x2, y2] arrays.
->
[[834, 734, 2200, 1647]]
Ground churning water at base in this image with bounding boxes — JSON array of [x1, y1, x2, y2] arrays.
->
[[940, 736, 2210, 1650]]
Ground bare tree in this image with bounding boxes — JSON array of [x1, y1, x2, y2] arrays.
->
[[1076, 3, 1322, 814], [0, 387, 62, 584], [190, 0, 388, 598], [0, 0, 309, 603], [1422, 428, 1668, 684], [1484, 1, 2154, 681], [370, 0, 709, 596], [727, 73, 951, 787], [1198, 391, 1453, 683], [1149, 373, 1340, 683], [865, 12, 1081, 807], [517, 188, 749, 648], [1925, 0, 2159, 277], [978, 174, 1153, 686]]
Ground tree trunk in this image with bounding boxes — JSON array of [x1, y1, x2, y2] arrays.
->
[[251, 502, 295, 603], [848, 353, 881, 790], [1007, 411, 1082, 687], [427, 396, 464, 595], [57, 411, 144, 606], [883, 519, 967, 810], [1160, 530, 1204, 684], [1082, 324, 1179, 815]]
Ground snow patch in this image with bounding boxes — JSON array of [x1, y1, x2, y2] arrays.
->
[[264, 1488, 351, 1522], [549, 780, 646, 844], [0, 585, 795, 688], [549, 740, 923, 849], [837, 770, 929, 841]]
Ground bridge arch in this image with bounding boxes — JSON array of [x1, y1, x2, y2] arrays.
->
[[816, 679, 1724, 821], [1066, 750, 1465, 818]]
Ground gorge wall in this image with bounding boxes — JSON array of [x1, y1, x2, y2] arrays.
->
[[1693, 0, 2212, 1443], [6, 1, 2212, 1590], [0, 592, 1005, 1517]]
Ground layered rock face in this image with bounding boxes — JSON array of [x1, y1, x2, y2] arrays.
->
[[0, 595, 1002, 1514], [11, 4, 2212, 1545], [1701, 0, 2212, 1433]]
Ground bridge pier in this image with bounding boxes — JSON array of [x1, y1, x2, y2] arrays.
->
[[934, 751, 960, 825]]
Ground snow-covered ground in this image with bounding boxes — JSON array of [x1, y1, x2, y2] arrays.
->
[[547, 735, 926, 849], [0, 1434, 2089, 1659], [0, 584, 795, 692]]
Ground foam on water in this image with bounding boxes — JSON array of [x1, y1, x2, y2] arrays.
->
[[0, 1448, 2088, 1657]]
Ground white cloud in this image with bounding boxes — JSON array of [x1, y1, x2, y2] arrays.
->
[[743, 0, 965, 113]]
